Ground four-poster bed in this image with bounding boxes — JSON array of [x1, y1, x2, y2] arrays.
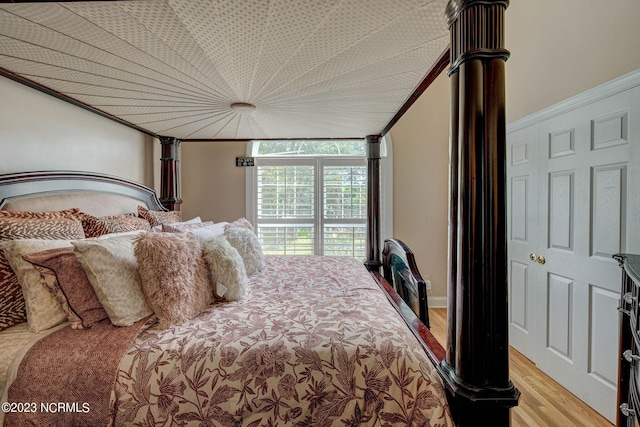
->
[[0, 0, 519, 424]]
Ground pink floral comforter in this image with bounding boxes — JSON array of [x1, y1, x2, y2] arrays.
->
[[113, 256, 453, 426]]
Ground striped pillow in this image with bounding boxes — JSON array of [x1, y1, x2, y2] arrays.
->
[[79, 213, 151, 238], [0, 211, 84, 332]]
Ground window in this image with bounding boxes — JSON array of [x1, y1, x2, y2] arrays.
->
[[248, 141, 367, 259]]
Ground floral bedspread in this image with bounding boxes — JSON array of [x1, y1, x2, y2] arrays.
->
[[113, 256, 453, 426]]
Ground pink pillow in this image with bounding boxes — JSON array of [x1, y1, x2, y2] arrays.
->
[[137, 206, 181, 228], [29, 263, 84, 329], [23, 247, 109, 329], [134, 232, 213, 329]]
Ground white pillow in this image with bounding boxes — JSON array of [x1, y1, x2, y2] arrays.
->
[[224, 227, 264, 276], [188, 222, 228, 245], [151, 216, 201, 232], [201, 236, 248, 301], [72, 234, 152, 326], [0, 239, 70, 333]]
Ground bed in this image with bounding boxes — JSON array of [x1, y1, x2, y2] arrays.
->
[[0, 171, 456, 426], [0, 0, 519, 425]]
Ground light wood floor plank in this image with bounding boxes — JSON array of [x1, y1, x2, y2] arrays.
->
[[428, 308, 614, 427]]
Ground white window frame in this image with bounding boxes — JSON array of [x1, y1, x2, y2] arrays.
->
[[245, 136, 394, 255]]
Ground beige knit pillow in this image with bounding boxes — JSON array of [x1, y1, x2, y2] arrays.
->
[[224, 227, 264, 276], [201, 236, 248, 301], [134, 232, 213, 329]]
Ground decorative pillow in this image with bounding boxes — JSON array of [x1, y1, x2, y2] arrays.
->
[[0, 208, 80, 219], [23, 247, 109, 329], [224, 217, 254, 232], [161, 221, 214, 233], [183, 222, 229, 245], [29, 263, 83, 329], [0, 254, 27, 331], [0, 216, 84, 241], [224, 227, 265, 276], [0, 215, 85, 332], [0, 240, 70, 333], [134, 232, 213, 329], [79, 213, 151, 238], [151, 216, 201, 232], [137, 206, 181, 228], [201, 236, 248, 301], [72, 234, 152, 326]]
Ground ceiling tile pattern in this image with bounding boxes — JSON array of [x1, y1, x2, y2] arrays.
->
[[0, 0, 449, 140]]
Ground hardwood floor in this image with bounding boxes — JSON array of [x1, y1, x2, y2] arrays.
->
[[428, 308, 614, 427]]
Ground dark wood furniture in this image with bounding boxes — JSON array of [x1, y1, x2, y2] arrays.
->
[[0, 1, 520, 424], [382, 238, 430, 328], [615, 253, 640, 427], [0, 170, 166, 212]]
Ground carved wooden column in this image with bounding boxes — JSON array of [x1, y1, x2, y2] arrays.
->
[[364, 135, 382, 272], [159, 136, 182, 211], [439, 1, 520, 425]]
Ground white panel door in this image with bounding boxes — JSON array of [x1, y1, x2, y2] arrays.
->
[[507, 82, 640, 423], [507, 126, 539, 358]]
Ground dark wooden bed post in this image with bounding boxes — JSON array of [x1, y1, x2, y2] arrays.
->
[[365, 134, 382, 272], [159, 136, 183, 211], [439, 1, 520, 425]]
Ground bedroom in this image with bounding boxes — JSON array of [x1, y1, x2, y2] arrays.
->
[[1, 0, 639, 425]]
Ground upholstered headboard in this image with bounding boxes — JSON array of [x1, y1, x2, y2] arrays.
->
[[0, 171, 166, 216]]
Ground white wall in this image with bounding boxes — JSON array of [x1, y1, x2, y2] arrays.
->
[[388, 1, 640, 304], [506, 0, 640, 122], [0, 77, 155, 187], [180, 140, 247, 222], [389, 73, 450, 305]]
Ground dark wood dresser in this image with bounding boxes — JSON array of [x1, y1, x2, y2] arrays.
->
[[616, 254, 640, 427]]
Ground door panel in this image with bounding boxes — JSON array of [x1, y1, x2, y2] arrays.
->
[[546, 272, 573, 362], [589, 284, 620, 389], [510, 260, 529, 332], [507, 127, 538, 358], [548, 171, 574, 252], [591, 164, 626, 259]]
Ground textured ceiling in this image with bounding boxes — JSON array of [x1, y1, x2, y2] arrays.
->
[[0, 0, 449, 140]]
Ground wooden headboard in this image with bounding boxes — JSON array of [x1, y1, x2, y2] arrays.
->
[[0, 171, 165, 216]]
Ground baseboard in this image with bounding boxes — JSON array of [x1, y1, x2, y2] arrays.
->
[[428, 296, 447, 309]]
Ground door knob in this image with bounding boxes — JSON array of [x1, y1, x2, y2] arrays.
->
[[529, 253, 537, 262], [537, 255, 546, 265]]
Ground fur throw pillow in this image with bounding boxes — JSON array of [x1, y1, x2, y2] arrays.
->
[[223, 227, 264, 276], [201, 236, 248, 301], [134, 232, 213, 329]]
